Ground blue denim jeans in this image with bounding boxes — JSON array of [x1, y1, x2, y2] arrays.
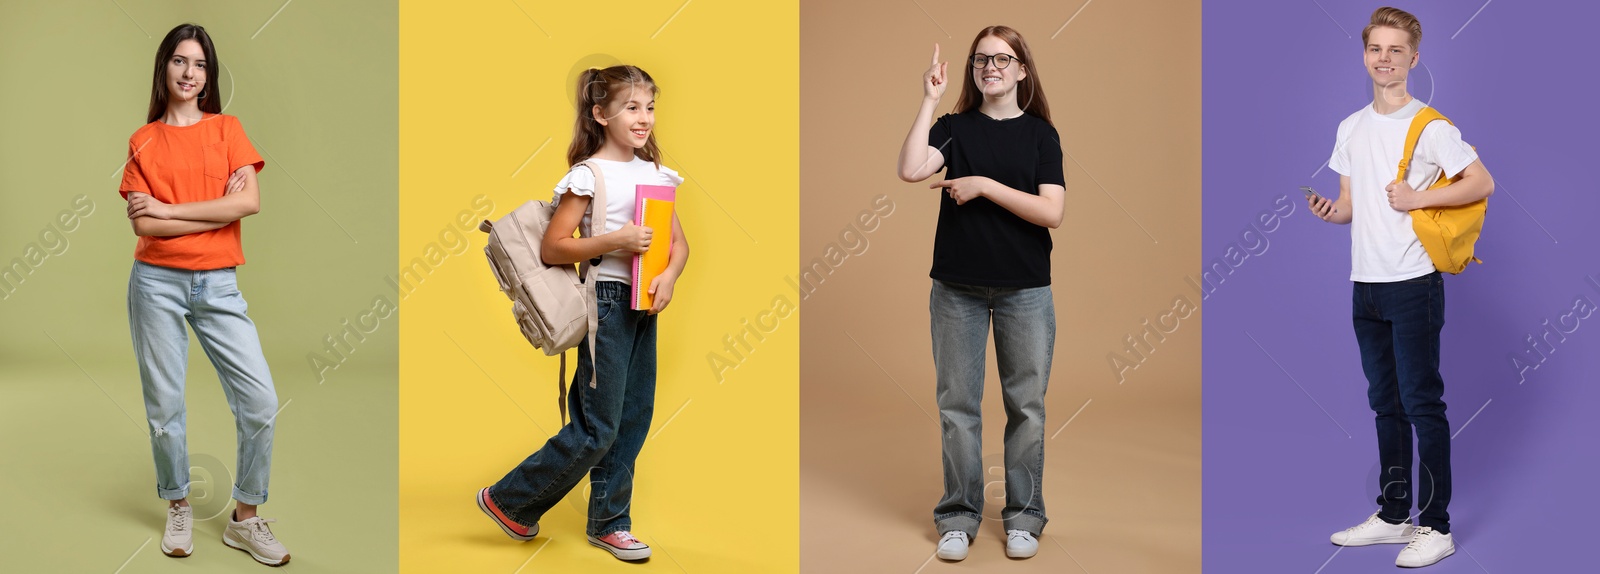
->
[[930, 279, 1054, 538], [1353, 271, 1451, 534], [128, 261, 278, 505], [489, 281, 657, 537]]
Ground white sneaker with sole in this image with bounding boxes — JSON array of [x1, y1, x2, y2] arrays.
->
[[1395, 527, 1454, 568], [936, 531, 969, 561], [223, 512, 291, 567], [1330, 512, 1414, 546], [160, 504, 193, 557], [1005, 530, 1039, 558]]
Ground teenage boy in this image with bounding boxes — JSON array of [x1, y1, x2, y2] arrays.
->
[[1310, 6, 1494, 569]]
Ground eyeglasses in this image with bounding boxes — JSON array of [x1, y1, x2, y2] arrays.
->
[[970, 53, 1020, 69]]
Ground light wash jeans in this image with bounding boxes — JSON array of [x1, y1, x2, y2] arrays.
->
[[931, 279, 1053, 538], [489, 281, 658, 537], [128, 261, 278, 505]]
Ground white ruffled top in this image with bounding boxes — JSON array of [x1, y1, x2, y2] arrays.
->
[[552, 156, 683, 284]]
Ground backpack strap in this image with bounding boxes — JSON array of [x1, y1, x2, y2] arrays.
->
[[576, 160, 605, 391], [1396, 106, 1451, 184], [558, 351, 568, 424]]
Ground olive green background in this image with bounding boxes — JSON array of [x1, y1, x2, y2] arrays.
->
[[0, 1, 397, 572]]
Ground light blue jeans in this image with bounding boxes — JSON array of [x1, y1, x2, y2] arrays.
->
[[128, 261, 278, 505], [931, 279, 1054, 539]]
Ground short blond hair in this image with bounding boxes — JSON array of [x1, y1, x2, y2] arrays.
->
[[1362, 6, 1422, 52]]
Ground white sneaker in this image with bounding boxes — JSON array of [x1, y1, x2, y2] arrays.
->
[[1330, 512, 1415, 546], [222, 512, 291, 566], [1005, 530, 1039, 558], [1395, 527, 1454, 568], [160, 504, 193, 557], [936, 531, 969, 561]]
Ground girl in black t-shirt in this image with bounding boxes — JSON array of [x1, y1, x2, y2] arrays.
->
[[895, 25, 1065, 562]]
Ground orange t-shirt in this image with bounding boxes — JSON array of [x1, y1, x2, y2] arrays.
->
[[119, 113, 266, 270]]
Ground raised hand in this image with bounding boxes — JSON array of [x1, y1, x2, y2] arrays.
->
[[924, 43, 948, 102]]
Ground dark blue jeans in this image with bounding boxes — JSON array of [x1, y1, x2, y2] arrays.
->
[[489, 281, 657, 537], [1353, 271, 1451, 534]]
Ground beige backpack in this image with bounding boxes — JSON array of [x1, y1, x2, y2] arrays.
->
[[478, 160, 607, 423]]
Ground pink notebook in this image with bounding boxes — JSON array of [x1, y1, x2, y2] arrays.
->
[[632, 185, 677, 309]]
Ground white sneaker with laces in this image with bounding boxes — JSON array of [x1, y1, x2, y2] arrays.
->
[[1330, 512, 1414, 546], [1395, 527, 1454, 568], [160, 504, 193, 557], [223, 512, 291, 566], [1005, 530, 1039, 558], [936, 531, 969, 561]]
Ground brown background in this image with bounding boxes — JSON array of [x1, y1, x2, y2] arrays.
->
[[799, 1, 1202, 572]]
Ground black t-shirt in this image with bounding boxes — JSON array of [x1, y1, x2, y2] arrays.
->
[[927, 109, 1064, 288]]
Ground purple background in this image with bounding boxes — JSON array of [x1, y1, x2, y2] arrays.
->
[[1203, 1, 1600, 572]]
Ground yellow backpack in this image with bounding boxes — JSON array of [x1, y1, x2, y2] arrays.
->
[[1398, 107, 1487, 274]]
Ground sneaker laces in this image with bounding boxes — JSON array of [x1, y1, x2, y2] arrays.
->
[[1347, 513, 1386, 533], [609, 531, 642, 547], [1404, 527, 1436, 552], [166, 507, 189, 534], [941, 531, 968, 545], [1007, 530, 1034, 542], [247, 518, 280, 543]]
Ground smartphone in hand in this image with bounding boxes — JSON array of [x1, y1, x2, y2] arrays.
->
[[1301, 186, 1338, 214]]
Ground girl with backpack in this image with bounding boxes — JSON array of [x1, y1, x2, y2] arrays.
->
[[120, 23, 290, 566], [477, 64, 690, 562], [895, 25, 1065, 561]]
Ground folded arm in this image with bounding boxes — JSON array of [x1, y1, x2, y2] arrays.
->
[[132, 217, 230, 237], [125, 165, 262, 236]]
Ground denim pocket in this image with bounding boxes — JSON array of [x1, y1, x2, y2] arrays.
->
[[1400, 272, 1441, 285]]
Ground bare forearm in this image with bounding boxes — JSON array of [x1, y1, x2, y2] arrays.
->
[[984, 182, 1064, 228], [542, 233, 624, 266], [1328, 196, 1353, 224], [133, 216, 229, 237], [167, 188, 260, 223], [1418, 173, 1493, 208], [897, 97, 941, 182]]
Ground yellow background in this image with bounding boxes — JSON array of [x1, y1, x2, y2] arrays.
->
[[398, 1, 798, 572]]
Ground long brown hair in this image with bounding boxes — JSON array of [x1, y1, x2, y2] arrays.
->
[[952, 25, 1051, 126], [146, 23, 222, 124], [566, 65, 663, 167]]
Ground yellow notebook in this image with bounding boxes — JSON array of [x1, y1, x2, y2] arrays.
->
[[632, 185, 676, 309]]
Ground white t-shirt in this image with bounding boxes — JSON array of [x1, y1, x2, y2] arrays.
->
[[552, 156, 683, 284], [1328, 99, 1478, 283]]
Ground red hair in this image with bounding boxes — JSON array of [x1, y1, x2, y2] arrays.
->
[[952, 25, 1052, 126]]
